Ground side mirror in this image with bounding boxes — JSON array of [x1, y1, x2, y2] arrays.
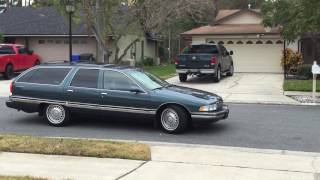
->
[[229, 51, 234, 56], [27, 50, 34, 55]]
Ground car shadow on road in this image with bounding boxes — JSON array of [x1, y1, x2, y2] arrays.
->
[[180, 75, 229, 85]]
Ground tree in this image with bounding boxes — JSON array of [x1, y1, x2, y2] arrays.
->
[[261, 0, 320, 61], [217, 0, 265, 9]]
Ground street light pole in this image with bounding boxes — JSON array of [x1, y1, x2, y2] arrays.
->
[[69, 11, 72, 63], [66, 0, 75, 64]]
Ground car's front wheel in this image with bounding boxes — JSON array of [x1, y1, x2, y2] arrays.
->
[[44, 104, 70, 126], [160, 105, 189, 134], [226, 64, 234, 76], [179, 73, 187, 82]]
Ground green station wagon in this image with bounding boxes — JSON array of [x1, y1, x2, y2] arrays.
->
[[6, 64, 229, 133]]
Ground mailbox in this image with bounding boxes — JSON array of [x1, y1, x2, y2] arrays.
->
[[312, 61, 320, 74]]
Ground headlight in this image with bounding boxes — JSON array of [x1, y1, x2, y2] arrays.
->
[[199, 104, 217, 112]]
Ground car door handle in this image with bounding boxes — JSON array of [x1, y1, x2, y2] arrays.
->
[[101, 93, 108, 96], [67, 89, 74, 93]]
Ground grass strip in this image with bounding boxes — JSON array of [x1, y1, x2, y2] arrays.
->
[[143, 64, 176, 80], [0, 134, 150, 161], [283, 80, 320, 92], [0, 176, 46, 180]]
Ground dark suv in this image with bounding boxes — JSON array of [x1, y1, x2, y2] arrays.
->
[[6, 64, 229, 133], [176, 43, 234, 82]]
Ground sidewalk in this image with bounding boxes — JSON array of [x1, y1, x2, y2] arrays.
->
[[1, 143, 320, 180]]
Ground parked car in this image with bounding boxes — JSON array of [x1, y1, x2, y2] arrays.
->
[[0, 44, 40, 79], [6, 64, 229, 133], [176, 43, 234, 82]]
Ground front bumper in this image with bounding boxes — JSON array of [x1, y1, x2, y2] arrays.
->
[[176, 69, 215, 74], [191, 105, 229, 124]]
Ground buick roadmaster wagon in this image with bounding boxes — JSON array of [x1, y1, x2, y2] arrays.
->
[[6, 64, 229, 133]]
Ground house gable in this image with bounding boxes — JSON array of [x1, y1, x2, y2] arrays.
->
[[217, 10, 262, 25]]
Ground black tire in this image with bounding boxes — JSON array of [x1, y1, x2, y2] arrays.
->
[[4, 64, 14, 80], [179, 73, 187, 82], [34, 60, 40, 66], [44, 104, 70, 127], [160, 105, 189, 134], [213, 66, 221, 82], [226, 64, 234, 76]]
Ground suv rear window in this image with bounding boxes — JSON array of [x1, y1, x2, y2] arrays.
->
[[17, 68, 71, 85], [70, 69, 99, 88], [0, 45, 15, 54], [182, 45, 219, 54]]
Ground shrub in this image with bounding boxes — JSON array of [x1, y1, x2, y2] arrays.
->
[[297, 64, 312, 79], [140, 56, 154, 66], [281, 48, 303, 74]]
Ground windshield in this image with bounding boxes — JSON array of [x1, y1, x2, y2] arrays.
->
[[128, 70, 169, 90], [0, 45, 15, 55]]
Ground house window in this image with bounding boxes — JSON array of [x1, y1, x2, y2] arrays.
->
[[246, 41, 253, 44], [72, 40, 79, 44], [266, 40, 273, 44], [47, 40, 54, 44], [80, 39, 87, 44], [206, 39, 215, 44], [38, 40, 45, 44], [227, 41, 234, 44], [256, 41, 263, 44], [218, 41, 224, 45], [55, 40, 62, 44], [236, 41, 243, 44], [276, 40, 283, 44]]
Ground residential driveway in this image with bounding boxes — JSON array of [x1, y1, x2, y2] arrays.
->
[[167, 73, 298, 105], [0, 78, 11, 97]]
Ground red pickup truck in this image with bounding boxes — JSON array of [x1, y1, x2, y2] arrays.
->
[[0, 44, 40, 79]]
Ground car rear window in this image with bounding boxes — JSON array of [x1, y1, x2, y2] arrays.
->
[[17, 68, 71, 85], [0, 45, 15, 54], [70, 69, 99, 88], [182, 45, 219, 54]]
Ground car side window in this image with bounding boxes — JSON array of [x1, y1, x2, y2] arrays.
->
[[103, 70, 138, 91], [71, 69, 99, 89], [17, 68, 71, 85]]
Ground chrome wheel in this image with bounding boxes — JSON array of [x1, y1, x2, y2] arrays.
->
[[46, 105, 66, 125], [161, 108, 180, 131]]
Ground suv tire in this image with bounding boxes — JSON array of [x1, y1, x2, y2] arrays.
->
[[213, 66, 221, 82], [179, 73, 187, 82], [160, 105, 189, 134], [226, 64, 234, 76]]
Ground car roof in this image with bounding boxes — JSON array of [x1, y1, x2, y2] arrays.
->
[[38, 62, 140, 71]]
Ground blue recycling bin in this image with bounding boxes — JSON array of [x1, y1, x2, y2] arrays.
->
[[72, 55, 81, 62]]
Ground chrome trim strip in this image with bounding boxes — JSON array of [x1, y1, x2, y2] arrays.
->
[[10, 96, 156, 115]]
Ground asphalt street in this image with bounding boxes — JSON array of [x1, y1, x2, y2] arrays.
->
[[0, 97, 320, 153]]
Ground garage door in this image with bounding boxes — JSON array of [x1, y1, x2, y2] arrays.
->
[[223, 40, 283, 73]]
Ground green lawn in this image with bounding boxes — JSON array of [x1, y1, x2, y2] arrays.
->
[[143, 64, 176, 80], [283, 80, 320, 92]]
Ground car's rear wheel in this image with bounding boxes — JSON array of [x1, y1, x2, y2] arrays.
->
[[4, 64, 14, 80], [160, 105, 189, 134], [213, 66, 221, 82], [44, 104, 70, 126], [179, 73, 187, 82], [226, 64, 234, 76]]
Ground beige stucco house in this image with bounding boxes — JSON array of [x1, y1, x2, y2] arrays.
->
[[0, 7, 159, 64], [182, 9, 299, 73]]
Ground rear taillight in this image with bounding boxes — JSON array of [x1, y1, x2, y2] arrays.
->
[[210, 57, 217, 65], [10, 82, 13, 94], [175, 57, 179, 65]]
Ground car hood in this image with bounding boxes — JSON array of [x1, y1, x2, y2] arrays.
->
[[155, 85, 222, 103]]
